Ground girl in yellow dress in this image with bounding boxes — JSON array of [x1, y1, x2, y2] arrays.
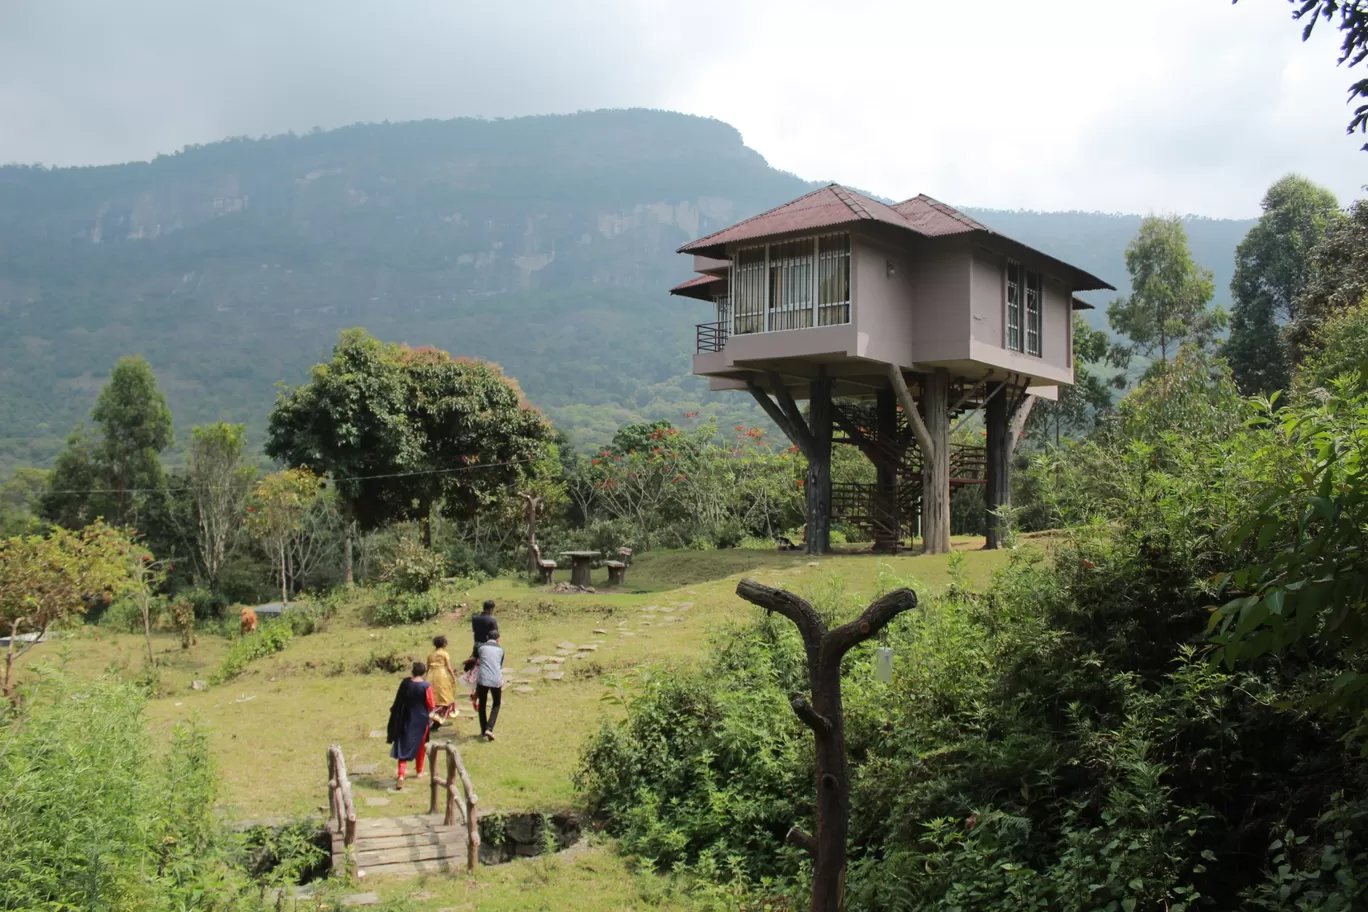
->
[[426, 635, 458, 725]]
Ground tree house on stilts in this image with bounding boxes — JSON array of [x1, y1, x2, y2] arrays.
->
[[671, 185, 1114, 554]]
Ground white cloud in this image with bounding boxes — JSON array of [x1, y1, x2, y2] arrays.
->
[[0, 0, 1361, 217]]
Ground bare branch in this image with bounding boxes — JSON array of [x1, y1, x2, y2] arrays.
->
[[747, 383, 810, 458], [790, 694, 833, 738], [736, 579, 826, 648], [767, 372, 816, 454], [825, 587, 919, 660], [786, 826, 817, 857]]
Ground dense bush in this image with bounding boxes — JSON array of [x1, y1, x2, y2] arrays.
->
[[211, 622, 294, 684], [0, 674, 265, 910], [579, 350, 1368, 910], [368, 589, 444, 626], [380, 536, 448, 593]]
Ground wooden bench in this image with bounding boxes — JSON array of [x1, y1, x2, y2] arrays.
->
[[530, 544, 557, 584], [603, 560, 627, 586]]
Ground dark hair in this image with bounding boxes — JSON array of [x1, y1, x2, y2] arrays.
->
[[432, 635, 447, 649], [411, 661, 427, 678], [482, 600, 495, 613]]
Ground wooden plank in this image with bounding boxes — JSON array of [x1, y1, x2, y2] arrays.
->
[[354, 842, 464, 867], [354, 858, 464, 878], [354, 832, 468, 852]]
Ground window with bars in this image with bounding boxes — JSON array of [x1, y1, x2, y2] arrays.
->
[[818, 234, 850, 325], [733, 247, 766, 335], [728, 234, 850, 336], [769, 239, 815, 331], [1006, 260, 1043, 356]]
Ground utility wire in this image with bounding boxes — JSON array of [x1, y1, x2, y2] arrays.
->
[[40, 456, 537, 496]]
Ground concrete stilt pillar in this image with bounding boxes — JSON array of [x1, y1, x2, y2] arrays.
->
[[984, 386, 1010, 549], [873, 387, 900, 552], [921, 369, 951, 555], [806, 370, 833, 555]]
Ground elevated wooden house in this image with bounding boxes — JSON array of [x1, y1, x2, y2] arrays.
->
[[670, 184, 1113, 554]]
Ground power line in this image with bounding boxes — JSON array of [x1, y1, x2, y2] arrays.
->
[[40, 456, 538, 496]]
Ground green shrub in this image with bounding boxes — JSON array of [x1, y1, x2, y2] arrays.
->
[[0, 674, 253, 909], [368, 590, 443, 626], [211, 623, 293, 684], [380, 537, 448, 593], [180, 585, 229, 621]]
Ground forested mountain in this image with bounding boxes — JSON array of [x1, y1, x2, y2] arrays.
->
[[0, 108, 1254, 471]]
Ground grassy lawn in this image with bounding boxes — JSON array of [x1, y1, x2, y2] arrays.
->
[[16, 537, 1030, 908]]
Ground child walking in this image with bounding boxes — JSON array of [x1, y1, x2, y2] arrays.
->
[[476, 635, 504, 741]]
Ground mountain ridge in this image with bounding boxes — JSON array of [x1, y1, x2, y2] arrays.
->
[[0, 108, 1254, 473]]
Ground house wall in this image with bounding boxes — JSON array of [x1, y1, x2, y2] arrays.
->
[[907, 241, 972, 364], [970, 247, 1004, 347], [851, 234, 919, 366], [1041, 277, 1071, 370]]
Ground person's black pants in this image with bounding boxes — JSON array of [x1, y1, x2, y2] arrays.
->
[[477, 684, 502, 733]]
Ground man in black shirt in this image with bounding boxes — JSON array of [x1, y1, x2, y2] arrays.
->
[[471, 600, 499, 655]]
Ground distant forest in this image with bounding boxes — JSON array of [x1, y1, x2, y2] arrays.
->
[[0, 109, 1255, 472]]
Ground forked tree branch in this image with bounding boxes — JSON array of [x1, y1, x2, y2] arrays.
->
[[736, 579, 826, 648], [823, 588, 919, 661]]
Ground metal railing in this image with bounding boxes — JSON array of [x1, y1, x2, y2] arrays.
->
[[696, 321, 729, 353]]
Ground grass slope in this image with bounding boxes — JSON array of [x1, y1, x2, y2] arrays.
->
[[18, 539, 1019, 908]]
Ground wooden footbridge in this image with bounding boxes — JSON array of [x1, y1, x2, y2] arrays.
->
[[326, 742, 480, 879]]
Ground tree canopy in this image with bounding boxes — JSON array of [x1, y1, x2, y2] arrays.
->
[[266, 329, 554, 538], [1225, 175, 1342, 394], [1107, 216, 1223, 372]]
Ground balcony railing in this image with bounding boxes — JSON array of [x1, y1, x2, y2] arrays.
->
[[696, 321, 728, 353]]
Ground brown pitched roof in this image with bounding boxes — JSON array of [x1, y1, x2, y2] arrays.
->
[[678, 184, 916, 256], [677, 183, 1115, 292], [669, 273, 725, 302], [893, 194, 989, 236]]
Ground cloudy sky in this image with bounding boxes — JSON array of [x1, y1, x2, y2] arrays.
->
[[1, 0, 1362, 217]]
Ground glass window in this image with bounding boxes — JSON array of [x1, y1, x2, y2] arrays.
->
[[768, 239, 815, 331], [817, 234, 851, 326], [1006, 261, 1022, 352], [1006, 260, 1042, 356], [732, 246, 766, 335]]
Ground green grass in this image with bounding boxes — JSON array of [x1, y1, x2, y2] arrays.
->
[[18, 536, 1035, 907]]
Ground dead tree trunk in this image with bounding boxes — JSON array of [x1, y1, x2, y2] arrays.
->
[[736, 580, 919, 912], [519, 493, 543, 576], [984, 385, 1009, 550]]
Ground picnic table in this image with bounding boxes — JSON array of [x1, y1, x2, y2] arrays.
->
[[559, 551, 601, 588]]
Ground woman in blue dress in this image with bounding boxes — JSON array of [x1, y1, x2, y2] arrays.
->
[[386, 661, 435, 789]]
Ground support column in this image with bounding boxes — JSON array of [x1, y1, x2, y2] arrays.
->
[[873, 387, 900, 552], [922, 369, 951, 555], [806, 370, 833, 555], [984, 386, 1010, 549]]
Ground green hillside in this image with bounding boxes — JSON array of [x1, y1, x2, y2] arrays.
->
[[0, 109, 1254, 471]]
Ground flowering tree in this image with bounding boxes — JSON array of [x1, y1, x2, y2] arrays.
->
[[0, 522, 132, 698]]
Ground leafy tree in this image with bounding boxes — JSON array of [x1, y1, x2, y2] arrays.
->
[[0, 522, 132, 698], [0, 468, 48, 536], [1225, 175, 1342, 394], [1295, 299, 1368, 394], [186, 423, 255, 590], [1026, 315, 1123, 445], [1242, 0, 1368, 146], [609, 420, 675, 456], [126, 548, 172, 666], [1108, 216, 1223, 372], [245, 468, 322, 604], [267, 330, 553, 547], [1287, 198, 1368, 359], [89, 356, 174, 523], [39, 357, 173, 528]]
